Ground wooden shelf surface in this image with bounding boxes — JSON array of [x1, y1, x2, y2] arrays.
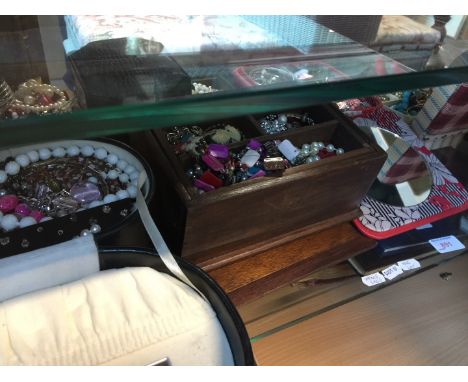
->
[[207, 222, 376, 306]]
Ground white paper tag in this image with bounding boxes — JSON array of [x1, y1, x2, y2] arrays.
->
[[429, 235, 465, 254], [416, 223, 433, 230], [361, 272, 386, 287], [277, 139, 300, 162], [397, 259, 421, 271], [381, 264, 403, 280]]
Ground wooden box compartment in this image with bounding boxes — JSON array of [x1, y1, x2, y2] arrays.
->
[[133, 104, 386, 269]]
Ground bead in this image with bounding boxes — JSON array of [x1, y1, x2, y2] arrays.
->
[[0, 190, 6, 197], [52, 147, 66, 158], [90, 224, 101, 234], [129, 171, 139, 181], [124, 165, 136, 175], [107, 170, 119, 180], [336, 148, 345, 155], [1, 214, 18, 231], [326, 144, 335, 152], [70, 182, 101, 203], [305, 156, 316, 164], [15, 154, 30, 168], [15, 203, 31, 217], [88, 176, 98, 184], [19, 216, 36, 228], [88, 200, 103, 208], [2, 212, 17, 229], [117, 160, 128, 171], [94, 147, 108, 160], [0, 171, 6, 184], [317, 142, 324, 149], [29, 210, 44, 222], [80, 145, 94, 157], [127, 185, 137, 198], [5, 161, 20, 175], [40, 216, 52, 222], [39, 148, 52, 160], [119, 173, 129, 183], [23, 95, 35, 105], [66, 145, 80, 156], [103, 194, 118, 204], [116, 190, 130, 200], [310, 147, 319, 155], [106, 154, 119, 165], [0, 195, 18, 213], [278, 114, 288, 124], [27, 150, 39, 162], [202, 154, 224, 172], [207, 144, 229, 159], [80, 229, 91, 237], [277, 140, 300, 162], [302, 144, 311, 152], [240, 149, 261, 168]]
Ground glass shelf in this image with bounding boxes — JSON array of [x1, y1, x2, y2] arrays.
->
[[1, 15, 467, 148]]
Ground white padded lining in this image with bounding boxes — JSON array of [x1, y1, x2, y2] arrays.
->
[[0, 267, 234, 366]]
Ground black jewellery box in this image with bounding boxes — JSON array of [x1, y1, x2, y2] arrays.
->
[[67, 37, 193, 108], [0, 138, 154, 258], [0, 137, 254, 365]]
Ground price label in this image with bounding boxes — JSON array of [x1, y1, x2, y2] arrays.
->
[[381, 264, 403, 280], [398, 259, 421, 271], [361, 272, 386, 287], [429, 235, 465, 254]]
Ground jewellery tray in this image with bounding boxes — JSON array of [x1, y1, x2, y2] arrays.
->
[[133, 104, 387, 269], [0, 139, 154, 259]]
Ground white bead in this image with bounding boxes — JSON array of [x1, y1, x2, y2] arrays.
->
[[103, 194, 118, 204], [326, 144, 335, 152], [1, 214, 18, 231], [116, 189, 130, 200], [52, 147, 66, 158], [66, 145, 80, 156], [317, 142, 324, 149], [336, 148, 344, 155], [27, 150, 39, 162], [95, 147, 108, 160], [90, 224, 101, 234], [15, 154, 30, 167], [117, 160, 128, 171], [129, 171, 140, 181], [107, 170, 119, 180], [100, 171, 107, 180], [5, 161, 20, 175], [0, 170, 7, 184], [124, 165, 136, 174], [39, 148, 52, 160], [19, 216, 37, 228], [106, 154, 119, 165], [118, 173, 129, 183], [88, 176, 98, 184], [88, 200, 103, 208], [127, 185, 137, 198], [81, 145, 94, 157]]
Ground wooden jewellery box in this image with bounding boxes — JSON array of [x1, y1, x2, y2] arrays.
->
[[135, 104, 387, 269]]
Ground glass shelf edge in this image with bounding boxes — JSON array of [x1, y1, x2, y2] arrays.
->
[[1, 67, 468, 149]]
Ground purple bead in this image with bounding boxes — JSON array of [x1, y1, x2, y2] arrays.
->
[[207, 144, 229, 159], [201, 154, 225, 172], [194, 179, 215, 192], [29, 210, 44, 222], [0, 195, 19, 213], [70, 182, 101, 204], [15, 203, 31, 217], [247, 139, 262, 150], [249, 169, 266, 179]]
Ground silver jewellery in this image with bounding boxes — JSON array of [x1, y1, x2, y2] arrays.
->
[[248, 67, 295, 86], [259, 113, 315, 134]]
